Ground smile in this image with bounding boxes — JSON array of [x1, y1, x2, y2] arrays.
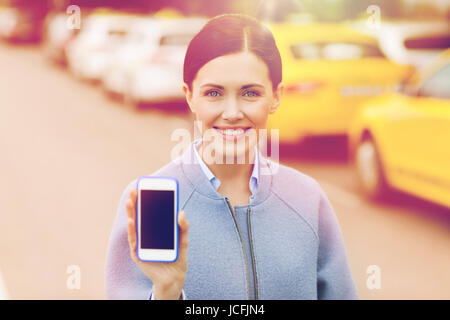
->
[[213, 127, 251, 141]]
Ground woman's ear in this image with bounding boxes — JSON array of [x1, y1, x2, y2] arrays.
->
[[182, 83, 195, 113], [269, 82, 284, 114]]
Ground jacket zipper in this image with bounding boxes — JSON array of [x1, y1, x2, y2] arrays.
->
[[247, 206, 258, 300], [225, 197, 251, 300]]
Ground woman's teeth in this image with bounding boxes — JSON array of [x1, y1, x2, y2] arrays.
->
[[216, 128, 246, 136]]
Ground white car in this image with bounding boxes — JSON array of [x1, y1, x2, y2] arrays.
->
[[0, 6, 17, 39], [0, 5, 45, 42], [65, 13, 134, 81], [122, 17, 207, 106], [42, 13, 79, 64], [353, 20, 450, 68], [101, 17, 162, 97]]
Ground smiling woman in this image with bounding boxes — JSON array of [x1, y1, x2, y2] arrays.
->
[[182, 14, 283, 194], [105, 13, 358, 300], [183, 51, 281, 168]]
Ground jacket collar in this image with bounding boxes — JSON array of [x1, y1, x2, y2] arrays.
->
[[179, 141, 273, 206], [193, 139, 259, 195]]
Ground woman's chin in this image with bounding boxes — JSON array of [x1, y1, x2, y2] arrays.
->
[[200, 132, 258, 165]]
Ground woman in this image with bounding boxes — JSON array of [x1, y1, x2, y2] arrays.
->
[[105, 13, 358, 300]]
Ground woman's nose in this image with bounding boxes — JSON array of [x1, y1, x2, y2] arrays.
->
[[221, 98, 243, 121]]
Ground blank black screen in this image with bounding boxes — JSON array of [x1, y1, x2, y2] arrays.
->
[[140, 190, 175, 249]]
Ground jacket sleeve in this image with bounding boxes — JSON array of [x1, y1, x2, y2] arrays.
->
[[316, 186, 358, 300], [105, 179, 155, 299], [150, 289, 186, 300]]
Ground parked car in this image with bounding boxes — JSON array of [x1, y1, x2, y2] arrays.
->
[[122, 17, 207, 106], [356, 20, 450, 68], [0, 4, 46, 42], [349, 49, 450, 208], [101, 16, 161, 98], [266, 23, 414, 144], [42, 12, 79, 65], [0, 6, 16, 38], [65, 11, 135, 81]]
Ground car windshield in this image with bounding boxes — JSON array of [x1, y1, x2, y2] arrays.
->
[[108, 29, 128, 39], [126, 27, 156, 43], [159, 33, 195, 46], [291, 42, 385, 60]]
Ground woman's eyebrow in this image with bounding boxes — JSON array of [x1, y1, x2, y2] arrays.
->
[[200, 83, 265, 89], [241, 84, 265, 90], [200, 83, 224, 89]]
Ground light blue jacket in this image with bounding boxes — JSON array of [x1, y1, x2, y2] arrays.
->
[[105, 142, 358, 300]]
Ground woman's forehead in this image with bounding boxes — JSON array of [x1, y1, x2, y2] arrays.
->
[[194, 52, 271, 88]]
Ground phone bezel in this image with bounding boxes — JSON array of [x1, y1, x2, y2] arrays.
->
[[136, 176, 179, 262]]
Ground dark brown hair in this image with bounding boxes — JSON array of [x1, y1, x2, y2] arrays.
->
[[183, 13, 282, 91]]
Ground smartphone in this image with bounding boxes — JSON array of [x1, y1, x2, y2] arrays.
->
[[136, 176, 179, 262]]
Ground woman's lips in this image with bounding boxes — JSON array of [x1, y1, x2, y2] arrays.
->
[[213, 127, 251, 142]]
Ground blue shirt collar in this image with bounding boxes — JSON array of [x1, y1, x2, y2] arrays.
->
[[193, 139, 259, 196]]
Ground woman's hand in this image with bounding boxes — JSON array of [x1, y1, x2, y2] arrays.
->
[[125, 188, 189, 300]]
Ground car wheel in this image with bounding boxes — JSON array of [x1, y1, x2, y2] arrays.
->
[[355, 136, 389, 200]]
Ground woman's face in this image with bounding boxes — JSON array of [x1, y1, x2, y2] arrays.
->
[[183, 51, 283, 164]]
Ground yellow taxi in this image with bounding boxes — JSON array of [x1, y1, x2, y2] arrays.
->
[[349, 49, 450, 208], [267, 23, 413, 143]]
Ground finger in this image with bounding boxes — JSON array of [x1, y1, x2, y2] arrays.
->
[[126, 198, 135, 220], [127, 216, 137, 245], [129, 188, 137, 203], [127, 217, 138, 262]]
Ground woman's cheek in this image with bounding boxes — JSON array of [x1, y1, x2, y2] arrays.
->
[[244, 100, 271, 128], [196, 110, 221, 135]]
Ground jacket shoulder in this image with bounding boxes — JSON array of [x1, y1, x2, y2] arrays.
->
[[269, 161, 323, 201], [268, 161, 324, 236]]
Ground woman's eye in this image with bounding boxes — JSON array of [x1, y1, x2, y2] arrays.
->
[[244, 91, 259, 97], [205, 90, 220, 97]]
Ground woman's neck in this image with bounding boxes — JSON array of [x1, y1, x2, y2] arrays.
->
[[197, 144, 256, 189]]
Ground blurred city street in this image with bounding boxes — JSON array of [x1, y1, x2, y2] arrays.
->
[[0, 41, 449, 299]]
